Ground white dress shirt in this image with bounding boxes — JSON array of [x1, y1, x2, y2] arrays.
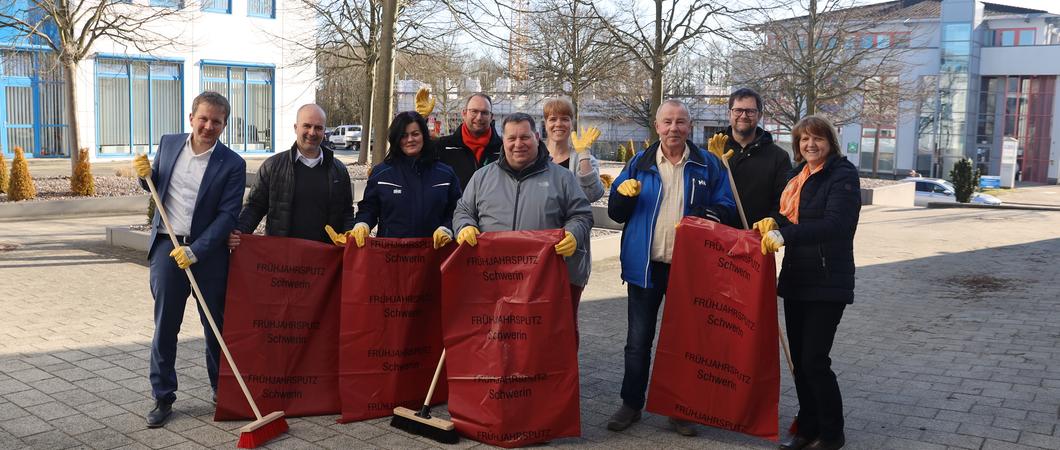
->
[[164, 137, 216, 236], [295, 147, 323, 168], [650, 144, 689, 264]]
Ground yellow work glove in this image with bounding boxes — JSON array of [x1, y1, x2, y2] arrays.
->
[[761, 230, 785, 255], [414, 87, 435, 117], [707, 133, 734, 162], [570, 127, 601, 154], [324, 225, 347, 246], [752, 217, 778, 234], [616, 179, 642, 197], [433, 227, 453, 249], [456, 226, 480, 247], [169, 246, 197, 269], [554, 231, 576, 257], [133, 154, 151, 179], [349, 223, 370, 248]]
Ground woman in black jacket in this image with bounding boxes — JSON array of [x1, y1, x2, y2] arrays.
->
[[754, 115, 861, 450], [347, 111, 462, 248]]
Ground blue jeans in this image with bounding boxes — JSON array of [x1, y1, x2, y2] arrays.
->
[[148, 238, 228, 404], [620, 261, 670, 410]]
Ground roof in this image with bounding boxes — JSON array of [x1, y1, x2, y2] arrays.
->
[[774, 1, 1049, 24]]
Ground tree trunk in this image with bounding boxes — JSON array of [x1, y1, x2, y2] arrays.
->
[[357, 62, 376, 165], [63, 58, 81, 172], [370, 0, 396, 167], [648, 0, 664, 142]]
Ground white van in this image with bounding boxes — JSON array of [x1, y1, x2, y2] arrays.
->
[[328, 125, 362, 149]]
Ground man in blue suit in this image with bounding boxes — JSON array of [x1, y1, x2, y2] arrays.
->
[[132, 91, 247, 428]]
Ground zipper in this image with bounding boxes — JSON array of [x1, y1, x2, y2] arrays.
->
[[818, 245, 829, 277]]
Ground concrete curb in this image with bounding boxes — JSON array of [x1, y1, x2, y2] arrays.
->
[[0, 194, 150, 220], [927, 202, 1060, 212]]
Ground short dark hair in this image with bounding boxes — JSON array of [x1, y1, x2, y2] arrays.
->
[[502, 112, 536, 132], [465, 93, 494, 110], [385, 111, 435, 161], [192, 91, 231, 124], [728, 87, 763, 112]]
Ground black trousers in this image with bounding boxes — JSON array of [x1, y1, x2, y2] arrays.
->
[[784, 299, 846, 440]]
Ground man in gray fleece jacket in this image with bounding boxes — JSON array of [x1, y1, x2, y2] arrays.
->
[[452, 112, 594, 336]]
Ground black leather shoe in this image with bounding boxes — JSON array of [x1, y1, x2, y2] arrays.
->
[[212, 390, 217, 403], [606, 404, 642, 431], [668, 417, 698, 436], [146, 401, 172, 428], [804, 434, 845, 450], [779, 435, 813, 450]]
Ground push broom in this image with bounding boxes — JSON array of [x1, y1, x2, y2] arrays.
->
[[139, 164, 288, 448], [390, 349, 459, 444], [708, 134, 799, 435]]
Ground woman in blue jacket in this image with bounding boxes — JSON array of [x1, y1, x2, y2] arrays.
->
[[348, 111, 462, 248], [756, 115, 861, 450]]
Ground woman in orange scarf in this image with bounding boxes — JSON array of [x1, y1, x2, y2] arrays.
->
[[753, 116, 861, 450]]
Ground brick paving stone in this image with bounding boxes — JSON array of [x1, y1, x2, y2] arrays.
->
[[28, 376, 79, 394], [0, 378, 32, 395], [126, 427, 189, 449], [51, 414, 108, 435], [0, 414, 54, 437], [981, 439, 1044, 450], [25, 401, 81, 421], [181, 424, 237, 447], [6, 389, 55, 408], [20, 429, 84, 449]]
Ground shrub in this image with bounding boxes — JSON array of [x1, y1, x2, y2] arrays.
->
[[146, 197, 156, 226], [71, 148, 95, 196], [7, 147, 36, 201], [599, 173, 614, 190], [948, 158, 979, 203], [0, 152, 8, 194]]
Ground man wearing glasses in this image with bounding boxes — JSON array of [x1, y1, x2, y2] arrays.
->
[[439, 93, 504, 189], [716, 88, 793, 225]]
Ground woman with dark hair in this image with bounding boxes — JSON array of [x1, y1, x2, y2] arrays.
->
[[753, 115, 861, 450], [347, 111, 462, 248]]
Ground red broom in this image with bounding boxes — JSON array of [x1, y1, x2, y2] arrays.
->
[[140, 164, 288, 447]]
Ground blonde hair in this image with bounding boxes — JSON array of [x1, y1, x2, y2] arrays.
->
[[542, 97, 574, 120]]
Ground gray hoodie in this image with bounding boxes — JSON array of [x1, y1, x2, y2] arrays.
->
[[453, 144, 594, 286]]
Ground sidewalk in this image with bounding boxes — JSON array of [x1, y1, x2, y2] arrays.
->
[[1, 205, 1059, 449]]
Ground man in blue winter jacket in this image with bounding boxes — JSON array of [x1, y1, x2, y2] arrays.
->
[[605, 99, 736, 437]]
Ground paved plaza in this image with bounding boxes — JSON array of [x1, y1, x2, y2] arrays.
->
[[1, 189, 1059, 449]]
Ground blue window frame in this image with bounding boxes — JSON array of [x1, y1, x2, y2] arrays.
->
[[0, 48, 68, 158], [94, 56, 184, 156], [201, 0, 230, 14], [150, 0, 182, 8], [248, 0, 274, 18], [200, 62, 274, 152]]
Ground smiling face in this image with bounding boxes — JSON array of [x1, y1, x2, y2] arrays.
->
[[729, 96, 760, 136], [400, 122, 424, 157], [462, 95, 493, 136], [293, 105, 326, 153], [502, 119, 539, 171], [654, 101, 691, 153], [799, 131, 831, 169], [545, 114, 572, 142], [188, 102, 227, 148]]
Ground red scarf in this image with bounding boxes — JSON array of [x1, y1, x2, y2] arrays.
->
[[461, 124, 492, 163]]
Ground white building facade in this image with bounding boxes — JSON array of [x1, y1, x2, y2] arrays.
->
[[0, 0, 316, 161]]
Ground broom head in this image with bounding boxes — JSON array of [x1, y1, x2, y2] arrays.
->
[[236, 411, 288, 448], [391, 406, 459, 444]]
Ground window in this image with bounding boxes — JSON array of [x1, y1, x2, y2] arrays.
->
[[993, 28, 1035, 47], [95, 58, 183, 156], [150, 0, 181, 8], [1, 49, 68, 158], [201, 0, 230, 13], [201, 63, 274, 152], [248, 0, 273, 17]]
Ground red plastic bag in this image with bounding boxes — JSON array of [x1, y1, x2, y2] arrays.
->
[[215, 235, 343, 420], [646, 217, 780, 440], [338, 238, 449, 422], [440, 230, 581, 447]]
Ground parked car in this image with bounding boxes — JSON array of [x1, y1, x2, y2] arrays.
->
[[905, 177, 1002, 206], [328, 124, 362, 149]]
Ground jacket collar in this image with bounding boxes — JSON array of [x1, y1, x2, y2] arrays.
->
[[791, 153, 844, 178], [288, 142, 333, 167], [635, 139, 706, 173], [724, 126, 774, 152]]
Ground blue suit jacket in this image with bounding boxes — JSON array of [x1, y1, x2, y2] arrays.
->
[[142, 133, 247, 261]]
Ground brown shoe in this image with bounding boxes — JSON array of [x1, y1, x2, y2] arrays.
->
[[804, 434, 845, 450], [668, 417, 697, 436], [779, 435, 813, 450], [606, 404, 641, 431]]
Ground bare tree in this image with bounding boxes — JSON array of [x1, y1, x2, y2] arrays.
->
[[584, 0, 754, 141], [0, 0, 186, 170], [729, 0, 917, 130]]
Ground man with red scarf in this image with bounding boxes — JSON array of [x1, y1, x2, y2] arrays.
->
[[439, 93, 503, 189]]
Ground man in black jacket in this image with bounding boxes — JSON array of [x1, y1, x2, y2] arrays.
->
[[228, 104, 356, 247], [438, 93, 503, 189], [718, 88, 793, 225]]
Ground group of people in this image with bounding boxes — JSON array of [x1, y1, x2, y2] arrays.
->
[[134, 86, 861, 450]]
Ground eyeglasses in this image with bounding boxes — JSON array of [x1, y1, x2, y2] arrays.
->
[[730, 108, 759, 117], [465, 108, 492, 117]]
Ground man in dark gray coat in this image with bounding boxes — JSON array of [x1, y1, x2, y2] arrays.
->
[[452, 112, 594, 333]]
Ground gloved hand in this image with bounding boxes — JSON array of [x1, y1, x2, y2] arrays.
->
[[761, 229, 785, 255], [571, 127, 601, 154], [433, 227, 453, 249], [456, 226, 480, 247], [414, 87, 435, 117], [324, 225, 347, 246], [349, 223, 370, 248], [169, 246, 197, 269], [616, 179, 642, 197], [708, 133, 734, 162], [133, 154, 151, 179], [752, 217, 778, 234], [554, 231, 576, 257]]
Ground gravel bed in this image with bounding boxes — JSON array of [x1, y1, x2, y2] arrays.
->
[[345, 163, 370, 180], [0, 175, 143, 203], [860, 178, 904, 188]]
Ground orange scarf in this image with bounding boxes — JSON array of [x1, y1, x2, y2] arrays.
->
[[779, 164, 822, 224], [461, 124, 492, 163]]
